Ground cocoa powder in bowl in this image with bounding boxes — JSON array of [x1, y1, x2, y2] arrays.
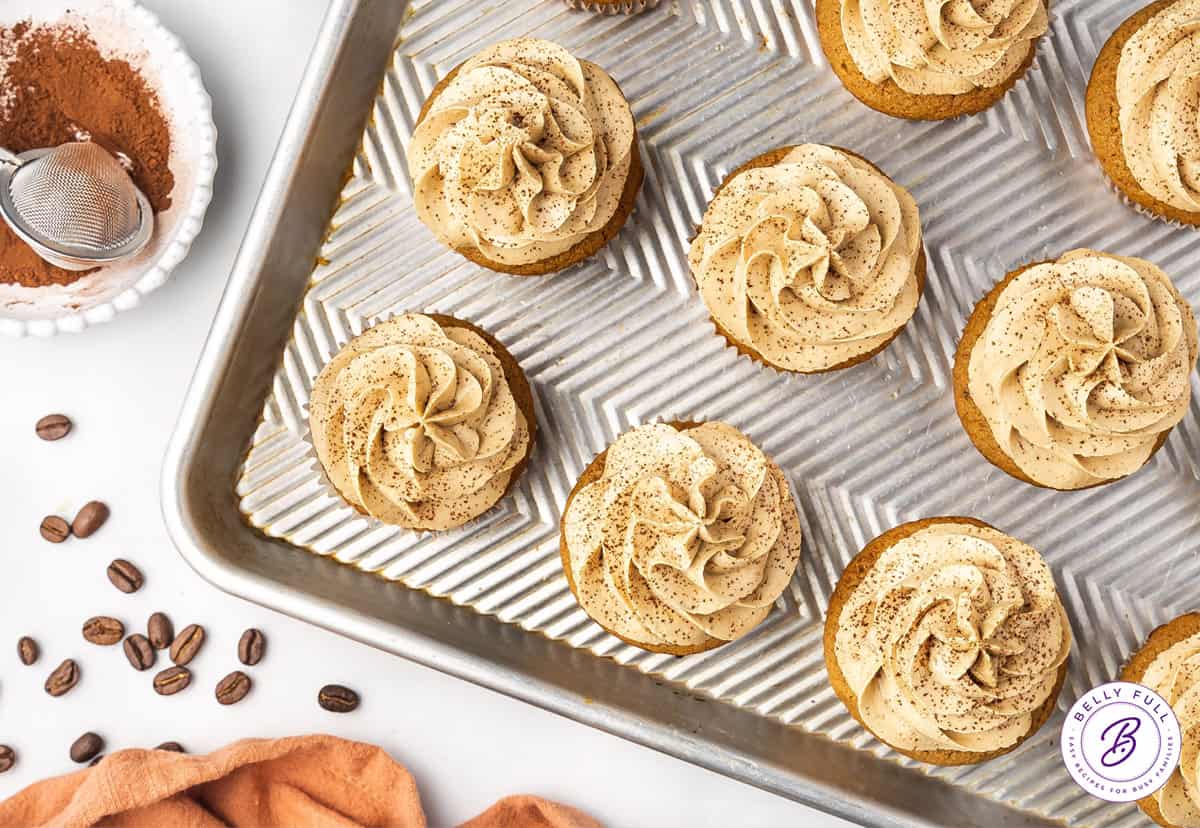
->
[[0, 21, 175, 288]]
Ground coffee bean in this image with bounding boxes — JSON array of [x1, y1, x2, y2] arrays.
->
[[154, 666, 191, 696], [17, 636, 38, 665], [89, 755, 104, 767], [155, 741, 185, 753], [45, 658, 80, 697], [106, 559, 143, 594], [123, 634, 155, 671], [82, 616, 124, 646], [147, 612, 173, 650], [317, 684, 359, 713], [215, 671, 251, 705], [169, 624, 205, 666], [40, 515, 70, 543], [69, 732, 103, 764], [0, 746, 14, 773], [237, 628, 265, 666], [72, 501, 110, 539], [35, 414, 72, 441]]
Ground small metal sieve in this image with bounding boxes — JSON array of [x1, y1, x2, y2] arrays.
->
[[0, 142, 154, 271]]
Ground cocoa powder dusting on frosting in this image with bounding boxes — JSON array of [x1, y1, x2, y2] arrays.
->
[[0, 22, 174, 288], [563, 422, 803, 649], [1142, 630, 1200, 826], [835, 522, 1071, 754], [967, 249, 1198, 489], [309, 314, 530, 532]]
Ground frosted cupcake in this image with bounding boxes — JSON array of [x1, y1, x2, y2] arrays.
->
[[1123, 613, 1200, 827], [825, 517, 1071, 765], [1087, 0, 1200, 225], [563, 0, 661, 12], [560, 421, 803, 655], [815, 0, 1048, 120], [309, 313, 535, 531], [689, 144, 924, 373], [408, 38, 642, 275], [954, 249, 1197, 490]]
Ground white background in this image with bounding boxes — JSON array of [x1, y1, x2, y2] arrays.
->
[[0, 2, 852, 825]]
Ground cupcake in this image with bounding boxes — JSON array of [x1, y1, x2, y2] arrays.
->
[[560, 421, 803, 655], [308, 313, 535, 531], [954, 249, 1197, 490], [1087, 0, 1200, 225], [408, 38, 643, 276], [1123, 613, 1200, 828], [815, 0, 1048, 120], [563, 0, 660, 12], [824, 517, 1071, 765], [688, 144, 924, 373]]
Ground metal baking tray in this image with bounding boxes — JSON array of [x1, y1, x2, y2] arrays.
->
[[164, 1, 1200, 825]]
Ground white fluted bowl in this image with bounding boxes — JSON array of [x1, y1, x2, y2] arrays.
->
[[0, 0, 217, 337]]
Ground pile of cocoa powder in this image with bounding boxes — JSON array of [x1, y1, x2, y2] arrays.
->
[[0, 21, 175, 288]]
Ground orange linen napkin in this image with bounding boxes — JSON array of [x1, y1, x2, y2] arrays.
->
[[0, 734, 600, 828]]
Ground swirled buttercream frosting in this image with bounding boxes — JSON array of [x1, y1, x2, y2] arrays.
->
[[840, 0, 1048, 95], [309, 314, 531, 531], [1117, 0, 1200, 212], [966, 249, 1197, 490], [562, 422, 802, 651], [408, 38, 635, 267], [834, 521, 1071, 754], [689, 144, 922, 372], [1142, 629, 1200, 827]]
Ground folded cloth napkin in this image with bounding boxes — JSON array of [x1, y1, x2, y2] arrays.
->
[[0, 734, 600, 828]]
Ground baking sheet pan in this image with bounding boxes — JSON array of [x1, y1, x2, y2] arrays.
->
[[165, 1, 1200, 825]]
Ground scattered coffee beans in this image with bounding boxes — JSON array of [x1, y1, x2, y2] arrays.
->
[[45, 658, 80, 697], [17, 636, 38, 665], [169, 624, 205, 666], [0, 746, 15, 773], [82, 616, 124, 646], [72, 501, 110, 538], [106, 559, 143, 594], [40, 515, 70, 543], [155, 741, 185, 753], [318, 684, 360, 713], [237, 628, 265, 666], [123, 634, 155, 671], [148, 612, 173, 650], [89, 755, 104, 767], [35, 414, 72, 441], [153, 666, 191, 696], [215, 671, 251, 705], [69, 732, 104, 764]]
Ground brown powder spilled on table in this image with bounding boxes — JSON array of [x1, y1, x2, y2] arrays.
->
[[0, 21, 174, 288]]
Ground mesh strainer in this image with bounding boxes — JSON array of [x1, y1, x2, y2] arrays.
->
[[0, 142, 154, 271]]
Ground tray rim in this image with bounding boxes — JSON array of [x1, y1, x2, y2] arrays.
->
[[162, 2, 1077, 826]]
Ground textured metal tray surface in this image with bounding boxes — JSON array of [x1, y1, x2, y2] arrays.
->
[[166, 1, 1200, 826]]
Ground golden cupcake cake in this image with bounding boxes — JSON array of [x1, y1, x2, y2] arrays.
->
[[408, 38, 642, 276], [816, 0, 1048, 120], [954, 249, 1197, 490], [824, 517, 1071, 765], [1123, 613, 1200, 828], [560, 421, 803, 655], [688, 144, 924, 373], [309, 313, 535, 531], [1087, 0, 1200, 225], [563, 0, 661, 12]]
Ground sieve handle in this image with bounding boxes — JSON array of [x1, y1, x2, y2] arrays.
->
[[0, 147, 18, 167]]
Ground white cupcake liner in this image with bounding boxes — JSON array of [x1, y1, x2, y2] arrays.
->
[[563, 0, 660, 14], [0, 0, 217, 338]]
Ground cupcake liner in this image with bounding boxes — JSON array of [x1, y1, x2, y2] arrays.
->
[[563, 0, 659, 14]]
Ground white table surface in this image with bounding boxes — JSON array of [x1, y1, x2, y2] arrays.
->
[[0, 2, 855, 825]]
